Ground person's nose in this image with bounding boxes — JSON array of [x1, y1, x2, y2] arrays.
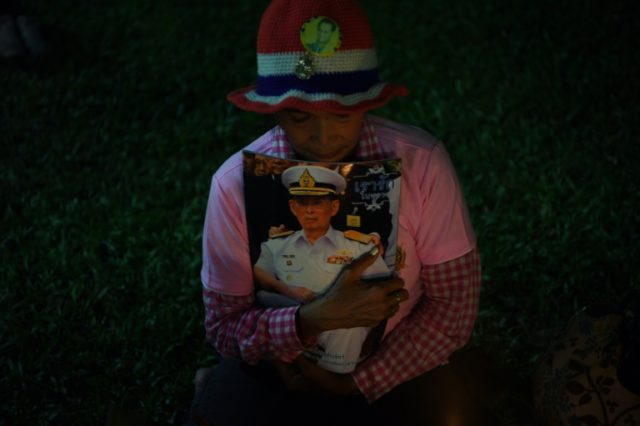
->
[[311, 117, 331, 146]]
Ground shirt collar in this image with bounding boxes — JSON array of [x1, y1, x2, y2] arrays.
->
[[323, 226, 341, 247], [268, 116, 385, 161], [293, 226, 339, 247]]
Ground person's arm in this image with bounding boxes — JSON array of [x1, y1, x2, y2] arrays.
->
[[203, 288, 310, 364], [254, 265, 316, 303], [254, 265, 289, 294], [274, 248, 480, 400], [352, 247, 481, 402], [347, 139, 481, 401]]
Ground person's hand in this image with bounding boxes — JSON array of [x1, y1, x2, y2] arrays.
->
[[297, 246, 408, 340], [272, 356, 359, 396], [286, 286, 316, 304]]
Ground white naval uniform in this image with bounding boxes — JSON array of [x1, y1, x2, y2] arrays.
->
[[254, 226, 390, 373]]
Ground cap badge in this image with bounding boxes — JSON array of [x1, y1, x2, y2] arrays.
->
[[299, 169, 316, 189], [296, 16, 342, 80], [295, 53, 314, 80]]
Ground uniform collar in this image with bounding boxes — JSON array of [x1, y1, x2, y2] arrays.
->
[[323, 226, 341, 247], [294, 226, 340, 247], [268, 115, 385, 161]]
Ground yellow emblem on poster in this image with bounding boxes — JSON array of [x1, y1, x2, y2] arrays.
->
[[346, 215, 361, 227]]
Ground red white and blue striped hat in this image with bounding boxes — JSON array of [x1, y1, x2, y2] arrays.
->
[[227, 0, 409, 114]]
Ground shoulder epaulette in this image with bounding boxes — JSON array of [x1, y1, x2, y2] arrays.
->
[[343, 229, 372, 244], [270, 230, 295, 239]]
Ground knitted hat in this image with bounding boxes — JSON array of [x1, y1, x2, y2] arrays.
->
[[227, 0, 408, 114]]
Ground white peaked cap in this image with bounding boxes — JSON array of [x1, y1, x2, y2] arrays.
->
[[281, 165, 346, 196]]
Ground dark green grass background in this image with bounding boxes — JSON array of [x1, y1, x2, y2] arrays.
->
[[2, 0, 639, 423]]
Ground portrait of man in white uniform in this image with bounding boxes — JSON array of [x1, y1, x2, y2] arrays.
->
[[253, 165, 389, 373]]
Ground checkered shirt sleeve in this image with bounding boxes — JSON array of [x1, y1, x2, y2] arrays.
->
[[352, 247, 482, 402], [203, 289, 308, 364], [269, 126, 291, 159]]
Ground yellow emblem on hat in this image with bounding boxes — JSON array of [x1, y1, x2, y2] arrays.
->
[[283, 164, 346, 196], [296, 16, 342, 79], [300, 16, 342, 58], [299, 169, 316, 189]]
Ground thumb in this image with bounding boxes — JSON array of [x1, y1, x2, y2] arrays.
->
[[345, 245, 381, 277]]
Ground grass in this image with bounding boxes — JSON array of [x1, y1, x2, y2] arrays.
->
[[2, 0, 639, 423]]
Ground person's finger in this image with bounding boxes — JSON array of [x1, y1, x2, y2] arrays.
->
[[344, 245, 381, 277]]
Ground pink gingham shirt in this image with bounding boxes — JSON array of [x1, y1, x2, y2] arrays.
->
[[201, 116, 481, 402]]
